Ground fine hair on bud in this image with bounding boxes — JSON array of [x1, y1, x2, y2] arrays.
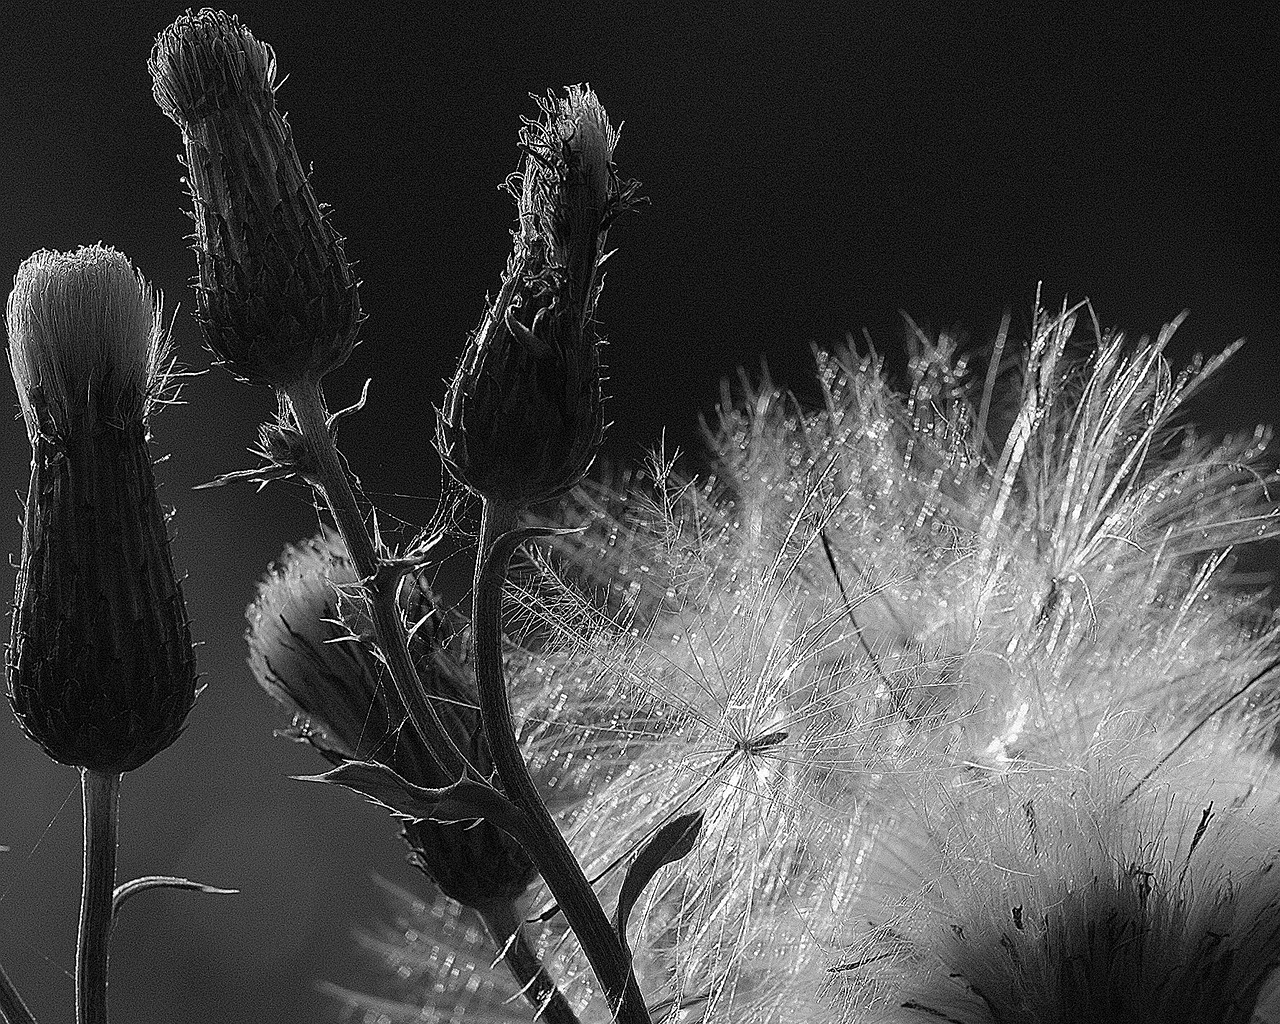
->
[[437, 84, 641, 508], [8, 245, 172, 435], [150, 9, 362, 388], [6, 245, 197, 774]]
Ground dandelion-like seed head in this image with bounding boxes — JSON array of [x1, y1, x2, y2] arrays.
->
[[387, 301, 1280, 1020], [504, 306, 1280, 1021]]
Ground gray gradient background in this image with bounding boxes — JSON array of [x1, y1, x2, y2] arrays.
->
[[2, 3, 1278, 1021]]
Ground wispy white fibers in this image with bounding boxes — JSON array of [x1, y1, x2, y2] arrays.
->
[[828, 720, 1280, 1023], [364, 303, 1280, 1022], [520, 472, 919, 1021]]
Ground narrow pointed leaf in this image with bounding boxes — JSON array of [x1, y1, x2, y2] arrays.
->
[[480, 524, 588, 581], [613, 810, 704, 949], [112, 875, 239, 917]]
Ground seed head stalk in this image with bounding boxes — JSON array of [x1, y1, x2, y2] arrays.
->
[[283, 378, 475, 784], [76, 770, 121, 1024], [475, 498, 649, 1024]]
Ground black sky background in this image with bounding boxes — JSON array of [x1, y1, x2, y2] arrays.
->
[[0, 4, 1277, 1022]]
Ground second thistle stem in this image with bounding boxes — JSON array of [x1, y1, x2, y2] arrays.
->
[[478, 902, 580, 1023], [284, 379, 474, 783], [474, 499, 650, 1024], [286, 378, 583, 1012], [76, 770, 121, 1024]]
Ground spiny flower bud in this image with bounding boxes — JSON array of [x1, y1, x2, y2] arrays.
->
[[5, 245, 197, 773], [247, 533, 536, 908], [437, 85, 639, 508], [149, 9, 361, 388]]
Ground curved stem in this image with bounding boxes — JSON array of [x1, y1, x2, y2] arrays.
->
[[478, 902, 579, 1023], [0, 960, 37, 1024], [284, 379, 474, 784], [474, 499, 650, 1024], [76, 770, 121, 1024]]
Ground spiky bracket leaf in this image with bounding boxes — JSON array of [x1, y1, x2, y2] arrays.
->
[[613, 810, 704, 952], [297, 760, 532, 846]]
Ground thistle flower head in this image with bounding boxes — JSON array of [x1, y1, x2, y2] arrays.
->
[[247, 531, 399, 763], [7, 244, 171, 436], [150, 8, 361, 388], [5, 245, 197, 774], [246, 533, 536, 909], [516, 85, 630, 320], [436, 85, 639, 508]]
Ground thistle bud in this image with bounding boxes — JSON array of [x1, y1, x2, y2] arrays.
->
[[149, 9, 361, 388], [247, 533, 536, 908], [437, 85, 639, 508], [5, 245, 197, 773]]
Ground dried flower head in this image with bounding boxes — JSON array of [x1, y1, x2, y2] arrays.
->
[[437, 85, 640, 508], [150, 8, 361, 388], [5, 245, 197, 773], [493, 305, 1280, 1022], [246, 532, 536, 909]]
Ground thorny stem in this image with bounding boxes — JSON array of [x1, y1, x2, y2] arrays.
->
[[287, 378, 579, 1012], [478, 902, 580, 1023], [76, 771, 120, 1024], [0, 961, 37, 1024], [284, 378, 475, 783], [474, 499, 651, 1024]]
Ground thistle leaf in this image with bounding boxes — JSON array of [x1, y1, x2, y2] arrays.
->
[[296, 760, 531, 843], [613, 810, 704, 951], [112, 875, 239, 918]]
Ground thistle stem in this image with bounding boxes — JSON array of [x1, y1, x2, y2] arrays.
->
[[474, 499, 650, 1024], [284, 378, 474, 783], [0, 960, 37, 1024], [76, 770, 120, 1024], [478, 902, 579, 1023]]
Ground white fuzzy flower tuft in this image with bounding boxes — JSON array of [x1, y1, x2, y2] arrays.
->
[[7, 244, 173, 435]]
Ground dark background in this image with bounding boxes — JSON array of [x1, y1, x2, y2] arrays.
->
[[1, 4, 1277, 1022]]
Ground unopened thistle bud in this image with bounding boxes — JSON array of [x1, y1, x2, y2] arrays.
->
[[149, 9, 361, 388], [5, 246, 197, 774], [247, 534, 535, 908], [437, 85, 640, 508]]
